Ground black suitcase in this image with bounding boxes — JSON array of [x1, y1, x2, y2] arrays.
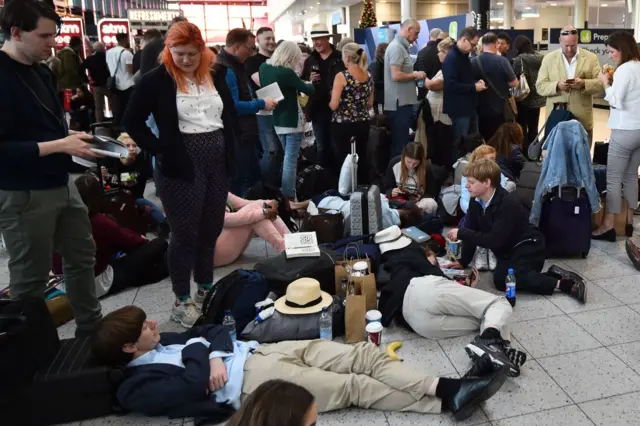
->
[[4, 337, 125, 426], [539, 186, 592, 258]]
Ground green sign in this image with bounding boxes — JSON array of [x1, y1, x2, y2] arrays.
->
[[449, 21, 458, 40], [580, 30, 592, 43]]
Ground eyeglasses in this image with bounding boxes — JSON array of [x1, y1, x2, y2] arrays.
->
[[561, 30, 578, 36]]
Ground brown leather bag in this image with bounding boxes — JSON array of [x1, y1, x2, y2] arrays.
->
[[301, 212, 345, 244]]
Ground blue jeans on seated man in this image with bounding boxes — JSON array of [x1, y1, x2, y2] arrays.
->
[[451, 113, 479, 141], [278, 132, 303, 198], [230, 140, 262, 197], [257, 114, 283, 187], [135, 198, 166, 226], [387, 104, 415, 159]]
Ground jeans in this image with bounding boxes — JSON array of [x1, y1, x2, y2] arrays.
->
[[135, 198, 166, 225], [278, 132, 303, 198], [311, 111, 337, 171], [0, 178, 102, 336], [230, 139, 262, 198], [257, 114, 283, 187], [451, 113, 479, 141], [387, 105, 415, 158]]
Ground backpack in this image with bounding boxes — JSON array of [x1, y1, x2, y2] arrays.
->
[[194, 270, 269, 333], [296, 165, 338, 202]]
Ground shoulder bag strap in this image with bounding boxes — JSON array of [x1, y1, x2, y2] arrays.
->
[[113, 49, 125, 75], [476, 55, 506, 100]]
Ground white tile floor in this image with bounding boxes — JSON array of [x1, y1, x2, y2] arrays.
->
[[3, 110, 640, 425]]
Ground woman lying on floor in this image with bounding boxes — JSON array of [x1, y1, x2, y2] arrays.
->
[[53, 175, 169, 298], [214, 193, 290, 267]]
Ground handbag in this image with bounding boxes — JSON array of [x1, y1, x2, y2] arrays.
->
[[106, 49, 125, 92], [476, 55, 517, 122], [300, 212, 345, 244], [512, 57, 531, 102]]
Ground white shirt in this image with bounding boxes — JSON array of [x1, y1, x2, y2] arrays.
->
[[177, 79, 224, 134], [562, 48, 580, 79], [106, 46, 134, 91], [605, 60, 640, 130]]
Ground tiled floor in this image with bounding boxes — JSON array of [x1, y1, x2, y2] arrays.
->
[[3, 112, 640, 425]]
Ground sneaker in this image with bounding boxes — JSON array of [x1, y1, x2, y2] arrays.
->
[[171, 298, 201, 328], [473, 247, 489, 271], [465, 335, 521, 377], [487, 250, 497, 271], [193, 288, 209, 306]]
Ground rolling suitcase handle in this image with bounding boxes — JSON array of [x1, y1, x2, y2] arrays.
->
[[350, 136, 358, 192]]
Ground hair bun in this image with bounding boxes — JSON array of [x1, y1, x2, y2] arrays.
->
[[357, 48, 364, 55]]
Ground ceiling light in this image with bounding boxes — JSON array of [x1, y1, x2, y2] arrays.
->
[[440, 1, 447, 4], [309, 6, 313, 8], [521, 12, 540, 17], [601, 3, 608, 6], [497, 2, 504, 4], [525, 6, 531, 9], [550, 2, 557, 5]]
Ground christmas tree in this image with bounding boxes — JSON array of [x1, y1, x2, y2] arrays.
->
[[360, 0, 377, 28]]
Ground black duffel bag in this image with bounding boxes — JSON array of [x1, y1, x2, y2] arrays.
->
[[0, 297, 60, 392]]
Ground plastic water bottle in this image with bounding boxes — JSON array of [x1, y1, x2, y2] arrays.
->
[[319, 307, 333, 341], [417, 79, 424, 88], [222, 310, 237, 342], [505, 269, 516, 307]]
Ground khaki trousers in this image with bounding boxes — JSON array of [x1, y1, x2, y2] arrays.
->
[[403, 276, 512, 341], [242, 340, 441, 413]]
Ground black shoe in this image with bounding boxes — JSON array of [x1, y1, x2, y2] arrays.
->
[[626, 239, 640, 271], [626, 224, 634, 237], [462, 353, 499, 379], [592, 228, 616, 242], [465, 335, 521, 377], [561, 278, 587, 303], [449, 365, 509, 421], [546, 265, 584, 284]]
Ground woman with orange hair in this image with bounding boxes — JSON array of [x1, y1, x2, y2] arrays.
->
[[123, 22, 239, 328]]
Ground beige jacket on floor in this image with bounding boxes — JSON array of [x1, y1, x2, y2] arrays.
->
[[535, 48, 604, 132]]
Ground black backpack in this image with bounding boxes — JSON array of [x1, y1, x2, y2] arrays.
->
[[194, 270, 269, 334], [296, 165, 338, 202]]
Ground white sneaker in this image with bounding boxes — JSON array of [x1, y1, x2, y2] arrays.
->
[[171, 298, 201, 328], [488, 250, 497, 271], [473, 247, 489, 271]]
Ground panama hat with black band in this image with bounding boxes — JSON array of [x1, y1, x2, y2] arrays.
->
[[309, 23, 335, 39], [274, 278, 333, 315]]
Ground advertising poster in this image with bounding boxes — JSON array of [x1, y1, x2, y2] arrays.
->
[[56, 18, 85, 52], [98, 18, 131, 50], [548, 28, 634, 68]]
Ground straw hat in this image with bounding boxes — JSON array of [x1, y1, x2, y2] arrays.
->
[[274, 278, 333, 315], [309, 23, 335, 39], [374, 225, 412, 254]]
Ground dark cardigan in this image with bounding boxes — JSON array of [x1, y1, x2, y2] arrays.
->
[[122, 65, 239, 182]]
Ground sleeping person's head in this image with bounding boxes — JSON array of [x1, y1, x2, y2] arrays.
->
[[91, 306, 160, 366], [227, 380, 317, 426], [74, 173, 104, 215], [398, 205, 425, 228]]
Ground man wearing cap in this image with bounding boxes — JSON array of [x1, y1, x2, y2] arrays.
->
[[376, 225, 526, 377], [301, 23, 346, 171], [92, 299, 509, 422], [384, 19, 427, 158], [536, 26, 603, 147]]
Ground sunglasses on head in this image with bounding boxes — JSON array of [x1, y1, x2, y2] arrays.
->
[[561, 30, 578, 36]]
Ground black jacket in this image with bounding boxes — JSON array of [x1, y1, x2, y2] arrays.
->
[[301, 46, 346, 119], [117, 325, 235, 422], [458, 186, 541, 266], [0, 51, 70, 191], [496, 146, 526, 182], [80, 52, 110, 87], [414, 40, 441, 99], [383, 155, 447, 199], [367, 57, 385, 107], [140, 38, 165, 75], [378, 243, 445, 327], [122, 64, 239, 182], [442, 44, 477, 118]]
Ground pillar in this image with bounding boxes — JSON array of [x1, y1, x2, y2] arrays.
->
[[633, 0, 640, 38], [503, 0, 514, 29], [574, 0, 588, 28], [469, 0, 490, 30], [401, 0, 417, 22]]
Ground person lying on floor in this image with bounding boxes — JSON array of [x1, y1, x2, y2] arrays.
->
[[101, 133, 170, 238], [376, 226, 526, 377], [92, 306, 509, 424], [52, 175, 169, 298], [214, 193, 290, 267], [384, 142, 446, 209], [446, 159, 587, 302]]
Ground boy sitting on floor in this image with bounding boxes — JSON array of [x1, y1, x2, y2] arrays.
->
[[446, 159, 587, 302], [92, 306, 510, 423]]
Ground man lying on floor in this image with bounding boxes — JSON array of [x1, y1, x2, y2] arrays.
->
[[92, 306, 509, 423], [376, 226, 527, 377]]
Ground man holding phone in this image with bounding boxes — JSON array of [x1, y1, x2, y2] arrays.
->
[[0, 0, 102, 336], [536, 26, 603, 148]]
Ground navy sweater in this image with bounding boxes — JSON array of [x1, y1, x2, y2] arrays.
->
[[442, 44, 478, 118], [0, 51, 70, 191], [117, 325, 235, 422]]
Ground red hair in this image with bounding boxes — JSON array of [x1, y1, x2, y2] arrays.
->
[[162, 22, 214, 93]]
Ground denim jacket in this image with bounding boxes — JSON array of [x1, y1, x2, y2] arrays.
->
[[529, 120, 601, 226]]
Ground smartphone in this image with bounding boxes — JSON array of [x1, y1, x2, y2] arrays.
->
[[566, 79, 575, 84]]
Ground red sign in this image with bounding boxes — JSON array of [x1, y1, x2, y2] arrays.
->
[[98, 19, 131, 50], [55, 18, 84, 51]]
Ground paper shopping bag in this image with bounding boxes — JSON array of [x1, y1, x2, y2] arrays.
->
[[345, 281, 366, 344]]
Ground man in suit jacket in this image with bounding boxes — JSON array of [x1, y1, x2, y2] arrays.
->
[[536, 26, 603, 146]]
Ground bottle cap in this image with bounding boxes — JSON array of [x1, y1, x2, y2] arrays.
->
[[224, 309, 232, 314], [508, 268, 514, 274], [322, 307, 327, 312]]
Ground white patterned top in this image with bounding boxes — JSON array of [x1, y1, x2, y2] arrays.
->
[[426, 70, 452, 126], [176, 79, 224, 134]]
